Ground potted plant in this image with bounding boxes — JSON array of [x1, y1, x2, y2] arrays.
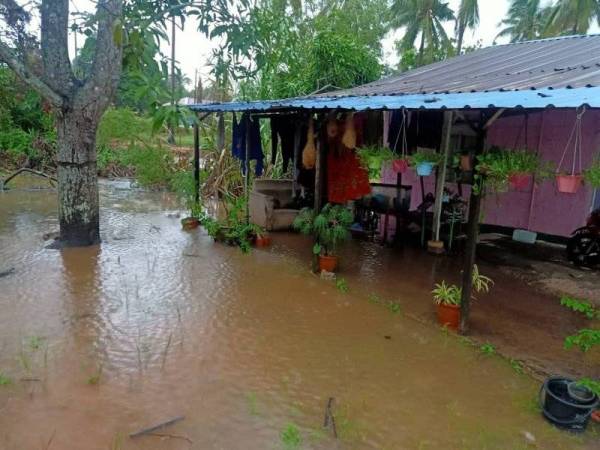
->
[[432, 265, 493, 330], [252, 224, 271, 247], [584, 158, 600, 189], [357, 145, 396, 181], [556, 172, 584, 194], [409, 149, 441, 177], [171, 172, 203, 230], [293, 203, 353, 272], [475, 148, 552, 192]]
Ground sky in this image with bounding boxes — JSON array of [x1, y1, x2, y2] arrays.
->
[[68, 0, 598, 88]]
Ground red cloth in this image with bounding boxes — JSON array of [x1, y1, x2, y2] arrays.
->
[[327, 150, 371, 204]]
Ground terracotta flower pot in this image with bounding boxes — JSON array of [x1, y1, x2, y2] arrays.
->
[[254, 235, 272, 247], [392, 159, 409, 173], [181, 217, 200, 231], [436, 303, 460, 330], [556, 174, 583, 194], [508, 172, 532, 190], [592, 410, 600, 424], [319, 255, 338, 272], [460, 155, 472, 171]]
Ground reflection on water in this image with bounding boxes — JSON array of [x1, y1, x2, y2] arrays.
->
[[0, 179, 596, 449]]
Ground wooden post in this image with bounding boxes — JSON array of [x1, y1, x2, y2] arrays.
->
[[216, 112, 225, 151], [193, 120, 200, 205], [459, 127, 486, 334], [312, 119, 324, 272], [245, 114, 251, 224], [431, 111, 454, 244], [292, 116, 302, 197]]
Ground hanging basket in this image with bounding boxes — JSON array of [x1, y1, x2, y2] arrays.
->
[[508, 172, 532, 190], [392, 158, 409, 173], [416, 162, 434, 177], [556, 174, 583, 194]]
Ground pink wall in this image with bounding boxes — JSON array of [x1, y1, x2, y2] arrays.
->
[[380, 109, 599, 238]]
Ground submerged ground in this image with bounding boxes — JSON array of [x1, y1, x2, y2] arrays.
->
[[0, 179, 598, 449]]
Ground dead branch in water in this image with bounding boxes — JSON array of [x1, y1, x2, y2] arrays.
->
[[146, 432, 193, 445], [129, 416, 185, 438], [323, 397, 338, 438], [1, 168, 57, 189]]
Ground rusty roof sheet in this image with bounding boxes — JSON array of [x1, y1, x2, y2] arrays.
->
[[321, 35, 600, 97]]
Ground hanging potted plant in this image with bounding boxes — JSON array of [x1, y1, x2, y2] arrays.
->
[[293, 204, 353, 272], [584, 158, 600, 189], [432, 265, 493, 330], [409, 149, 441, 177], [357, 145, 396, 181], [391, 109, 410, 173], [556, 107, 586, 194]]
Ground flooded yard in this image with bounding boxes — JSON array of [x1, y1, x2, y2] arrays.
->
[[0, 180, 597, 449]]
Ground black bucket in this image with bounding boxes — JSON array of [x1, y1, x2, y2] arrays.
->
[[540, 377, 599, 432]]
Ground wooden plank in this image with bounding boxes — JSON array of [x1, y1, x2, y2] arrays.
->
[[432, 111, 454, 242], [193, 122, 200, 204], [245, 114, 251, 224]]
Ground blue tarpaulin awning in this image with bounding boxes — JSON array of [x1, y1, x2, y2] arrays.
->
[[188, 87, 600, 113]]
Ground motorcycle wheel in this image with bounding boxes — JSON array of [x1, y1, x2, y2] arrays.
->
[[567, 231, 600, 268]]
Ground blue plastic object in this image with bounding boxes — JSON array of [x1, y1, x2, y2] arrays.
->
[[416, 162, 434, 177]]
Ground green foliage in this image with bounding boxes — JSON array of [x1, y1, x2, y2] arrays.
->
[[564, 328, 600, 353], [474, 148, 553, 193], [480, 343, 496, 355], [432, 265, 493, 306], [120, 145, 176, 188], [357, 145, 396, 180], [336, 278, 349, 293], [560, 295, 598, 319], [409, 149, 443, 167], [0, 372, 11, 386], [97, 108, 152, 148], [496, 0, 554, 43], [170, 170, 201, 216], [576, 378, 600, 397], [280, 423, 301, 449], [293, 204, 353, 256], [27, 336, 44, 351], [584, 157, 600, 188]]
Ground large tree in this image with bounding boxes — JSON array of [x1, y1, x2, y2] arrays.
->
[[0, 0, 123, 246], [455, 0, 479, 54], [546, 0, 600, 35], [496, 0, 551, 43], [390, 0, 455, 66]]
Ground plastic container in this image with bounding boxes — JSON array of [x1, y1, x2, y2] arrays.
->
[[416, 162, 434, 177], [540, 377, 599, 432], [512, 229, 537, 244]]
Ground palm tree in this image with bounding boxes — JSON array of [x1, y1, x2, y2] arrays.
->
[[391, 0, 455, 65], [455, 0, 479, 54], [496, 0, 551, 43], [546, 0, 600, 35]]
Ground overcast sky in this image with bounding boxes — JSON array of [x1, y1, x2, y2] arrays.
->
[[69, 0, 598, 87]]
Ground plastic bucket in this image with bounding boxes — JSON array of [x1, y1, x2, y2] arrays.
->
[[540, 377, 599, 432], [556, 175, 583, 194], [416, 162, 434, 177]]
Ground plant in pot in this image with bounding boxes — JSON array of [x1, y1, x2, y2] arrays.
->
[[171, 171, 203, 230], [584, 158, 600, 189], [475, 148, 552, 192], [357, 145, 396, 181], [293, 203, 353, 272], [409, 149, 441, 177], [555, 107, 586, 194], [432, 265, 493, 330]]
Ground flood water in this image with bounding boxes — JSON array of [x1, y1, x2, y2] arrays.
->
[[0, 179, 597, 449]]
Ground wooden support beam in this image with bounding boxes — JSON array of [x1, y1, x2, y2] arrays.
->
[[483, 108, 506, 130], [245, 114, 251, 224], [216, 112, 225, 151], [292, 116, 302, 197], [459, 126, 486, 334], [312, 121, 325, 272], [431, 111, 454, 244], [193, 122, 200, 204]]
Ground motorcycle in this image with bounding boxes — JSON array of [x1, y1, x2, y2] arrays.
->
[[567, 209, 600, 268]]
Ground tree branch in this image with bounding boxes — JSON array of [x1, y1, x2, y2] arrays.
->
[[79, 0, 123, 118], [0, 40, 64, 108], [40, 0, 76, 96]]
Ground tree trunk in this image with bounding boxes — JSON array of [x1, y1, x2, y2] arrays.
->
[[56, 110, 101, 246], [457, 22, 465, 54]]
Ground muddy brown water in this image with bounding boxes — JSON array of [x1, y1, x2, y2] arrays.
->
[[0, 179, 597, 449]]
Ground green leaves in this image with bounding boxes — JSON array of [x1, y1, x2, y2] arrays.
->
[[560, 295, 598, 319], [293, 204, 353, 256], [312, 243, 322, 255], [564, 329, 600, 353]]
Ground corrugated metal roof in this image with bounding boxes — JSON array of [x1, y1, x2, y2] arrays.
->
[[189, 35, 600, 113], [327, 34, 600, 96], [189, 86, 600, 112]]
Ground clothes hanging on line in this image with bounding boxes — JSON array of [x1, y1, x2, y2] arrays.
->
[[232, 112, 264, 176], [270, 115, 296, 173], [327, 149, 371, 204]]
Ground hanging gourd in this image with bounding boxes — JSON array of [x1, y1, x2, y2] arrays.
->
[[341, 112, 356, 149], [302, 117, 316, 169], [556, 106, 585, 194]]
